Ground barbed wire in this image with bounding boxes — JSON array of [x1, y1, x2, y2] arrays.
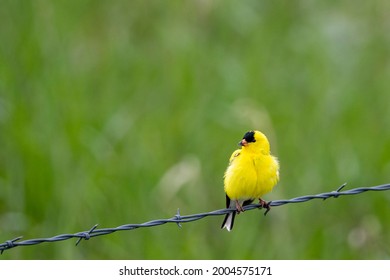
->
[[1, 182, 390, 254]]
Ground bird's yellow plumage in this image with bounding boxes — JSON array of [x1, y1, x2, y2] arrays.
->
[[221, 130, 279, 231]]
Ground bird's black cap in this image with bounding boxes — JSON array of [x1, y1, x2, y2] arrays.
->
[[243, 131, 256, 143]]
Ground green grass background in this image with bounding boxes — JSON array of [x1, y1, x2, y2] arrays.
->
[[1, 0, 390, 259]]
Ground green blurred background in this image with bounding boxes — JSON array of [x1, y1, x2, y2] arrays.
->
[[1, 0, 390, 259]]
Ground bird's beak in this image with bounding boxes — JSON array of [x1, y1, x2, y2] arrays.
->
[[239, 139, 248, 146]]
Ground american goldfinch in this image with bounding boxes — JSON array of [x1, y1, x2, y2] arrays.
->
[[221, 130, 279, 231]]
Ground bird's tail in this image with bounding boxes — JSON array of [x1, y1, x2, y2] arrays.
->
[[221, 212, 236, 231], [221, 198, 253, 231]]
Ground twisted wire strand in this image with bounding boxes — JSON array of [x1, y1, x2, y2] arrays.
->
[[1, 183, 389, 254]]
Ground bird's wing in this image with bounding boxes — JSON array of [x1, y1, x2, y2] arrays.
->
[[228, 149, 241, 165], [225, 194, 231, 208]]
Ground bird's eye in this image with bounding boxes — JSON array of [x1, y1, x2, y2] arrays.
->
[[243, 131, 256, 143]]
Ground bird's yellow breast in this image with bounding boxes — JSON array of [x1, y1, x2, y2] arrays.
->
[[224, 149, 279, 201]]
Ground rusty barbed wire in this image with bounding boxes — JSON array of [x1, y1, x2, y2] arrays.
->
[[1, 182, 390, 254]]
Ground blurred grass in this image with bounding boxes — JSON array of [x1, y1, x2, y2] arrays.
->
[[1, 0, 390, 259]]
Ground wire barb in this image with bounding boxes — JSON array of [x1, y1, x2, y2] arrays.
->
[[324, 182, 348, 200], [336, 182, 348, 192], [0, 183, 389, 254], [0, 236, 23, 255], [174, 208, 182, 228], [75, 224, 98, 246]]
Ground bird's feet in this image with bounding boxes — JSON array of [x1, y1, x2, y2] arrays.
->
[[235, 200, 245, 214], [259, 198, 271, 216]]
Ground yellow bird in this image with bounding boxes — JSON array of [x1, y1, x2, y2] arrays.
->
[[221, 130, 279, 231]]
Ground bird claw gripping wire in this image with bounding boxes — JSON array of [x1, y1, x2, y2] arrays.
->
[[262, 201, 272, 216], [174, 208, 182, 228], [0, 236, 23, 255], [75, 224, 98, 246], [255, 198, 271, 216]]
